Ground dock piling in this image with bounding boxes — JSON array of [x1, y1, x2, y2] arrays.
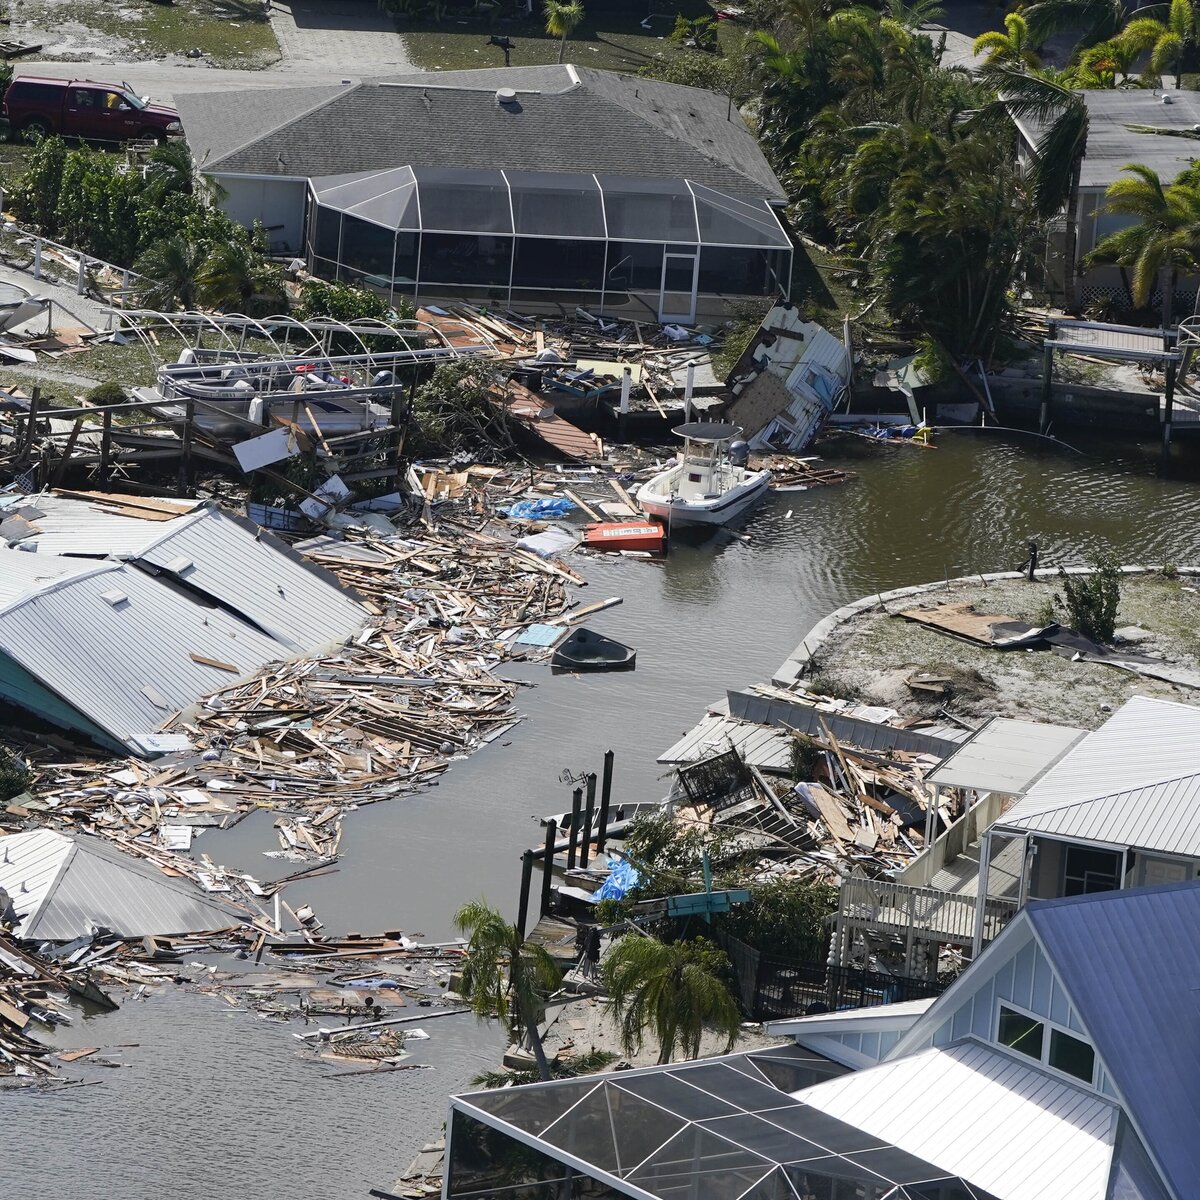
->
[[596, 750, 614, 854], [540, 820, 557, 918], [581, 773, 596, 869], [566, 787, 582, 870], [517, 849, 534, 936]]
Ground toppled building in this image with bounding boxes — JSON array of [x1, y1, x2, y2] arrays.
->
[[0, 829, 245, 940], [726, 302, 851, 452], [0, 491, 367, 755]]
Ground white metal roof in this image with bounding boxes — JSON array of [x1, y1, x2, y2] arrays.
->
[[657, 699, 793, 771], [996, 697, 1200, 854], [0, 546, 109, 607], [766, 998, 935, 1038], [3, 494, 366, 654], [0, 547, 287, 752], [0, 492, 203, 556], [927, 717, 1087, 795], [135, 507, 366, 652], [0, 829, 244, 940], [796, 1040, 1120, 1200]]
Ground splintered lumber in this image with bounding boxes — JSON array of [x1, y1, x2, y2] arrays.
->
[[545, 596, 622, 627], [807, 783, 855, 844], [26, 504, 586, 909]]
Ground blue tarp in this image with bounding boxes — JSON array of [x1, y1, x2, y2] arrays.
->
[[594, 857, 640, 902], [503, 497, 576, 520]]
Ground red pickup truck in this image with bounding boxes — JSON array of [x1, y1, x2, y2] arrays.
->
[[3, 76, 182, 142]]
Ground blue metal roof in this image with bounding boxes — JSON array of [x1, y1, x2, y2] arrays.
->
[[1025, 881, 1200, 1200]]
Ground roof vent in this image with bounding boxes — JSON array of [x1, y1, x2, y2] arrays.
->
[[100, 589, 128, 608], [496, 87, 518, 107]]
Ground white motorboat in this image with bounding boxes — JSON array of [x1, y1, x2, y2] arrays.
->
[[636, 421, 771, 526]]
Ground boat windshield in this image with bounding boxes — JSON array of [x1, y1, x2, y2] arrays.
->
[[681, 438, 719, 465]]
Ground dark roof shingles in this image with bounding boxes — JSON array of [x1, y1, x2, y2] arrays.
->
[[181, 66, 783, 202]]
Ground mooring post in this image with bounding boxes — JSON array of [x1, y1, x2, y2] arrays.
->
[[1162, 358, 1177, 470], [1039, 324, 1055, 434], [540, 819, 557, 918], [566, 787, 582, 870], [580, 774, 597, 869], [517, 849, 534, 937], [596, 750, 614, 855]]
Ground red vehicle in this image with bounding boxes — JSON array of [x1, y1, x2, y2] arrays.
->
[[3, 77, 181, 142]]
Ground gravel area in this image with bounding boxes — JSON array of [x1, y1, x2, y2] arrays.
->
[[803, 573, 1200, 730]]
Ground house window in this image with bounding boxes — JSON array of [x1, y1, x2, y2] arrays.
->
[[996, 1003, 1097, 1085], [998, 1006, 1044, 1059], [1049, 1028, 1096, 1083]]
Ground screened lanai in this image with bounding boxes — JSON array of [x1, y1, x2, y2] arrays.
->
[[444, 1046, 1000, 1200], [306, 166, 793, 322]]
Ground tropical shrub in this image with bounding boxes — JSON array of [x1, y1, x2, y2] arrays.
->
[[1057, 554, 1122, 643]]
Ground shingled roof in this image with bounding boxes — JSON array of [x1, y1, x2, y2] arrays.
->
[[176, 64, 785, 203]]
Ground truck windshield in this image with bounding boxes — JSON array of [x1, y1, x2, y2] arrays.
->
[[120, 85, 148, 109]]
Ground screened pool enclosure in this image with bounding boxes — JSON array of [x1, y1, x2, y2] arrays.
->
[[306, 167, 793, 321], [444, 1046, 1001, 1200]]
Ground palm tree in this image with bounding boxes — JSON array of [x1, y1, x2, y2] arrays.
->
[[1063, 37, 1139, 86], [1021, 0, 1127, 48], [1088, 164, 1200, 318], [454, 899, 561, 1082], [972, 13, 1041, 69], [544, 0, 584, 64], [142, 139, 195, 205], [1120, 0, 1195, 89], [133, 234, 205, 310], [984, 67, 1090, 304], [601, 936, 741, 1065]]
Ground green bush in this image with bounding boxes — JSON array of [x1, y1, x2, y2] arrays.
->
[[1057, 554, 1121, 643], [86, 380, 126, 406], [716, 878, 837, 961]]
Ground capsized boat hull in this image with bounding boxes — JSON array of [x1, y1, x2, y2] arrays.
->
[[636, 468, 771, 526]]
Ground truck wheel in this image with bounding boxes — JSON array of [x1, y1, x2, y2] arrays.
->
[[140, 127, 167, 144], [21, 117, 50, 141]]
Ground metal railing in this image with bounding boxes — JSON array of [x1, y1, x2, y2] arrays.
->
[[839, 876, 1018, 947], [899, 790, 1006, 889]]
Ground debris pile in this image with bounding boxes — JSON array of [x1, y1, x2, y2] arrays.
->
[[666, 707, 957, 886]]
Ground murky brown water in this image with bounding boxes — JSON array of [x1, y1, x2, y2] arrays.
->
[[5, 429, 1200, 1199]]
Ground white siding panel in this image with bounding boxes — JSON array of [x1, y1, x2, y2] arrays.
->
[[215, 176, 308, 252], [797, 1042, 1119, 1200]]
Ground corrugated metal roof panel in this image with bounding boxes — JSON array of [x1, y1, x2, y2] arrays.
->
[[1027, 882, 1200, 1200], [0, 827, 72, 930], [0, 557, 286, 751], [0, 492, 202, 556], [5, 495, 366, 654], [658, 703, 793, 771], [137, 508, 366, 653], [0, 547, 112, 608], [997, 697, 1200, 854], [0, 829, 245, 940], [928, 717, 1087, 795], [796, 1041, 1120, 1200]]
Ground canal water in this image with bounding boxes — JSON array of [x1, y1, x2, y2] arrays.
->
[[6, 430, 1200, 1200]]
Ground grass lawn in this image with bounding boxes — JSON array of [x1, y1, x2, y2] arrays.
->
[[399, 0, 721, 73], [18, 0, 281, 68]]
